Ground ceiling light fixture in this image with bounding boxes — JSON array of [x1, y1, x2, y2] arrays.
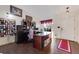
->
[[66, 6, 70, 14]]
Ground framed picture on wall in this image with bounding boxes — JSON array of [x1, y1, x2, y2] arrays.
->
[[26, 15, 32, 21], [10, 5, 22, 17]]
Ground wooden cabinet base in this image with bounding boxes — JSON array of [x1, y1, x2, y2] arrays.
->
[[41, 41, 51, 53], [33, 32, 52, 53]]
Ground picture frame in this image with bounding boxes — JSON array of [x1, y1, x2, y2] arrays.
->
[[10, 5, 22, 17], [26, 15, 32, 22]]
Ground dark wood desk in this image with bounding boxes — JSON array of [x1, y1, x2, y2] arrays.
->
[[33, 32, 51, 52]]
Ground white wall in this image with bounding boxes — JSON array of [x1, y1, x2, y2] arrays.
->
[[53, 6, 79, 43], [15, 5, 57, 29], [0, 5, 56, 46], [9, 5, 79, 43], [1, 5, 79, 45]]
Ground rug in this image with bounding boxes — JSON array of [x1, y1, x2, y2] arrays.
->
[[58, 39, 71, 53]]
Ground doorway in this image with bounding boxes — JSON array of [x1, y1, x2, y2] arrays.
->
[[61, 14, 75, 41]]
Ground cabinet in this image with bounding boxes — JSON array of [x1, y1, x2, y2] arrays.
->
[[16, 25, 29, 43], [0, 18, 16, 46], [33, 32, 51, 52]]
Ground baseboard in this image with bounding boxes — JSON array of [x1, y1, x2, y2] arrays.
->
[[0, 41, 15, 47], [77, 41, 79, 44], [55, 38, 78, 43]]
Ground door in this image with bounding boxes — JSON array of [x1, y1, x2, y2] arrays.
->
[[61, 14, 75, 41]]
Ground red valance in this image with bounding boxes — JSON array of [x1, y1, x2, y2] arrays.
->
[[40, 19, 53, 24]]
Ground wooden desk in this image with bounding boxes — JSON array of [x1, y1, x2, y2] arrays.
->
[[33, 32, 51, 52]]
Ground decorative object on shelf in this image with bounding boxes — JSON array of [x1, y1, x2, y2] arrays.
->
[[0, 18, 16, 37], [0, 18, 5, 37], [10, 5, 22, 17]]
